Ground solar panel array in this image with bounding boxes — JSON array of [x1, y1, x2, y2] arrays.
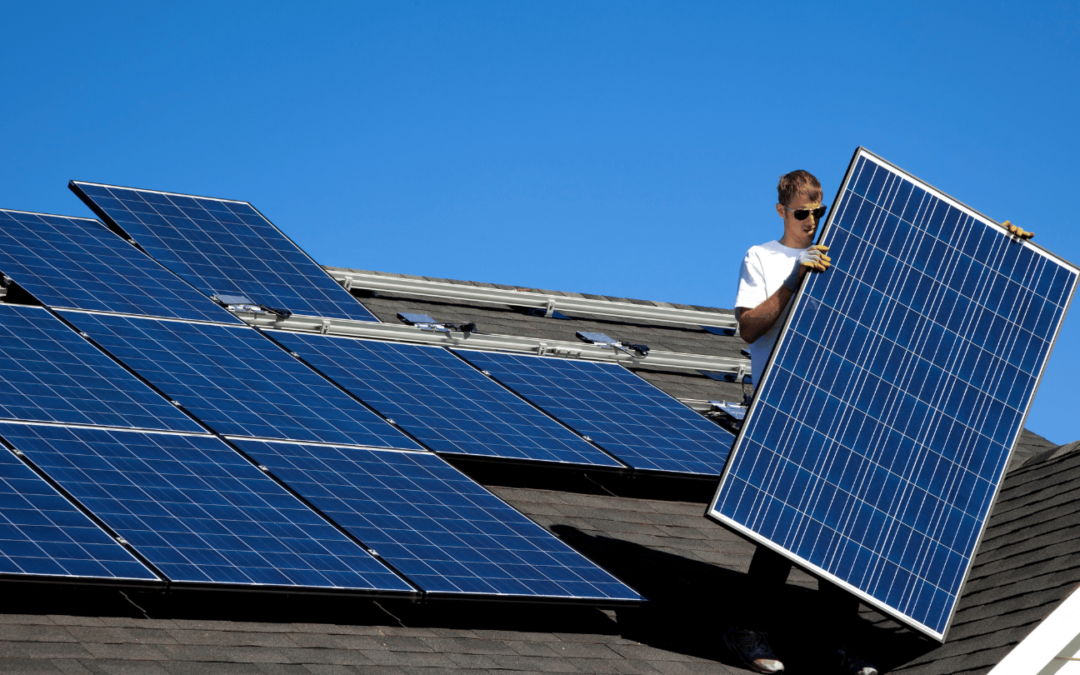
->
[[1, 424, 411, 591], [0, 304, 203, 433], [454, 350, 735, 475], [0, 434, 158, 582], [708, 148, 1079, 639], [267, 331, 623, 467], [70, 181, 379, 322], [234, 439, 640, 600], [58, 311, 420, 449], [0, 210, 241, 324]]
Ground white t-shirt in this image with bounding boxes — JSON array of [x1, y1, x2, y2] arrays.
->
[[735, 240, 805, 384]]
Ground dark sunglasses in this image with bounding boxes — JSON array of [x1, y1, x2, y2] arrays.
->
[[784, 204, 828, 221]]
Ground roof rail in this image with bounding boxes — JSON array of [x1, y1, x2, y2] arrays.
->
[[326, 269, 738, 331], [233, 311, 748, 376]]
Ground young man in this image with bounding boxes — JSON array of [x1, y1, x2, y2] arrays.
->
[[726, 170, 1033, 674]]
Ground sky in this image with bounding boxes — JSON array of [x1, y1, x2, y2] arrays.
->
[[2, 1, 1079, 443]]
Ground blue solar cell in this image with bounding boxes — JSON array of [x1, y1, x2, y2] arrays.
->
[[0, 209, 240, 324], [709, 148, 1080, 640], [1, 423, 414, 591], [0, 438, 158, 581], [70, 182, 379, 322], [232, 439, 641, 601], [57, 311, 422, 449], [453, 351, 735, 476], [267, 331, 623, 468], [0, 304, 203, 433]]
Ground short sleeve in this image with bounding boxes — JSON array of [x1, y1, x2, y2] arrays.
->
[[735, 249, 768, 311]]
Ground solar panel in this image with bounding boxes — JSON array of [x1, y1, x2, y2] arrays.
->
[[232, 439, 641, 601], [57, 311, 421, 449], [0, 304, 203, 433], [0, 209, 240, 324], [69, 181, 379, 322], [0, 438, 158, 582], [267, 331, 623, 468], [0, 423, 414, 592], [453, 350, 736, 476], [708, 148, 1080, 640]]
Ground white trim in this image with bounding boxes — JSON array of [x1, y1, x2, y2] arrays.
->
[[223, 435, 430, 455], [0, 419, 212, 439], [239, 311, 748, 375], [71, 180, 250, 206], [327, 269, 739, 330], [988, 583, 1080, 675]]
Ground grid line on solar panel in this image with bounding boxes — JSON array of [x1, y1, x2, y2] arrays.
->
[[452, 350, 735, 476], [56, 311, 423, 450], [70, 181, 379, 322], [231, 438, 641, 601], [0, 209, 240, 324], [266, 331, 624, 468], [0, 423, 415, 592], [0, 440, 159, 582], [0, 304, 204, 434], [708, 149, 1079, 639]]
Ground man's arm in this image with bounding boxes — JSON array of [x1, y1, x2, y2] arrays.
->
[[736, 284, 796, 344], [736, 245, 831, 344]]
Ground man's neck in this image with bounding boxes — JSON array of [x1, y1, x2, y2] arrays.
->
[[778, 234, 811, 249]]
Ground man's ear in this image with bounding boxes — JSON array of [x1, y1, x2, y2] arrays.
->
[[775, 203, 786, 219]]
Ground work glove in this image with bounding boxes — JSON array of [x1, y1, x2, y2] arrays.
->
[[1001, 220, 1034, 240], [783, 245, 831, 291]]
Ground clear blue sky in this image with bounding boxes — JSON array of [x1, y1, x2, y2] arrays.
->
[[3, 2, 1079, 443]]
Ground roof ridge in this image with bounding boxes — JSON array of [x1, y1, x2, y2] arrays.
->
[[324, 266, 728, 314]]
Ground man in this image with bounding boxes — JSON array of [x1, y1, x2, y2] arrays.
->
[[725, 170, 1033, 674]]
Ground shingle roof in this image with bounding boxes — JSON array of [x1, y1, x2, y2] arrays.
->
[[0, 266, 1071, 674]]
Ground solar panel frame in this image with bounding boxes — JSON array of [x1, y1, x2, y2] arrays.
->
[[706, 147, 1080, 640], [0, 423, 416, 593], [69, 181, 380, 323], [0, 209, 241, 324], [452, 349, 736, 476], [0, 304, 205, 434], [56, 311, 423, 450], [265, 330, 625, 468], [232, 438, 642, 602], [0, 434, 160, 583]]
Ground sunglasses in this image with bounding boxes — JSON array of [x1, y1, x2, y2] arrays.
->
[[784, 204, 828, 221]]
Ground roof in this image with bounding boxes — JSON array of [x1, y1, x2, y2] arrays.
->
[[0, 266, 1071, 674]]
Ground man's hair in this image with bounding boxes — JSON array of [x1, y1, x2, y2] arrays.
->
[[777, 170, 822, 206]]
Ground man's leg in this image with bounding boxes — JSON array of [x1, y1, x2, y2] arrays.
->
[[817, 580, 877, 675], [725, 547, 792, 673]]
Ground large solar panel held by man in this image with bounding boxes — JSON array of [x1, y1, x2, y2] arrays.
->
[[0, 209, 240, 324], [233, 439, 641, 601], [0, 432, 159, 583], [707, 148, 1079, 640], [57, 311, 421, 449], [453, 350, 735, 476], [1, 423, 415, 592], [266, 331, 624, 468], [69, 181, 380, 322], [0, 304, 203, 434]]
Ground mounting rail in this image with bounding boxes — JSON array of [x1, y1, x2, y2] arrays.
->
[[234, 311, 747, 375], [326, 269, 738, 331]]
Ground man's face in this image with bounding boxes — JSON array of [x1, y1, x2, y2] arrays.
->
[[775, 192, 823, 247]]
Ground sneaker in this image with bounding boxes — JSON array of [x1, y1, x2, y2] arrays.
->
[[723, 628, 784, 673], [837, 648, 878, 675]]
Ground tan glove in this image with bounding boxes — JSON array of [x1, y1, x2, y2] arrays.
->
[[800, 244, 832, 272], [1002, 220, 1034, 240]]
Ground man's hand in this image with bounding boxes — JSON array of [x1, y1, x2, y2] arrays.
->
[[783, 245, 831, 291], [1002, 220, 1034, 240]]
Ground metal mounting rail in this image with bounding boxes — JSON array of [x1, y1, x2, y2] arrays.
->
[[327, 269, 738, 330], [235, 311, 747, 375]]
